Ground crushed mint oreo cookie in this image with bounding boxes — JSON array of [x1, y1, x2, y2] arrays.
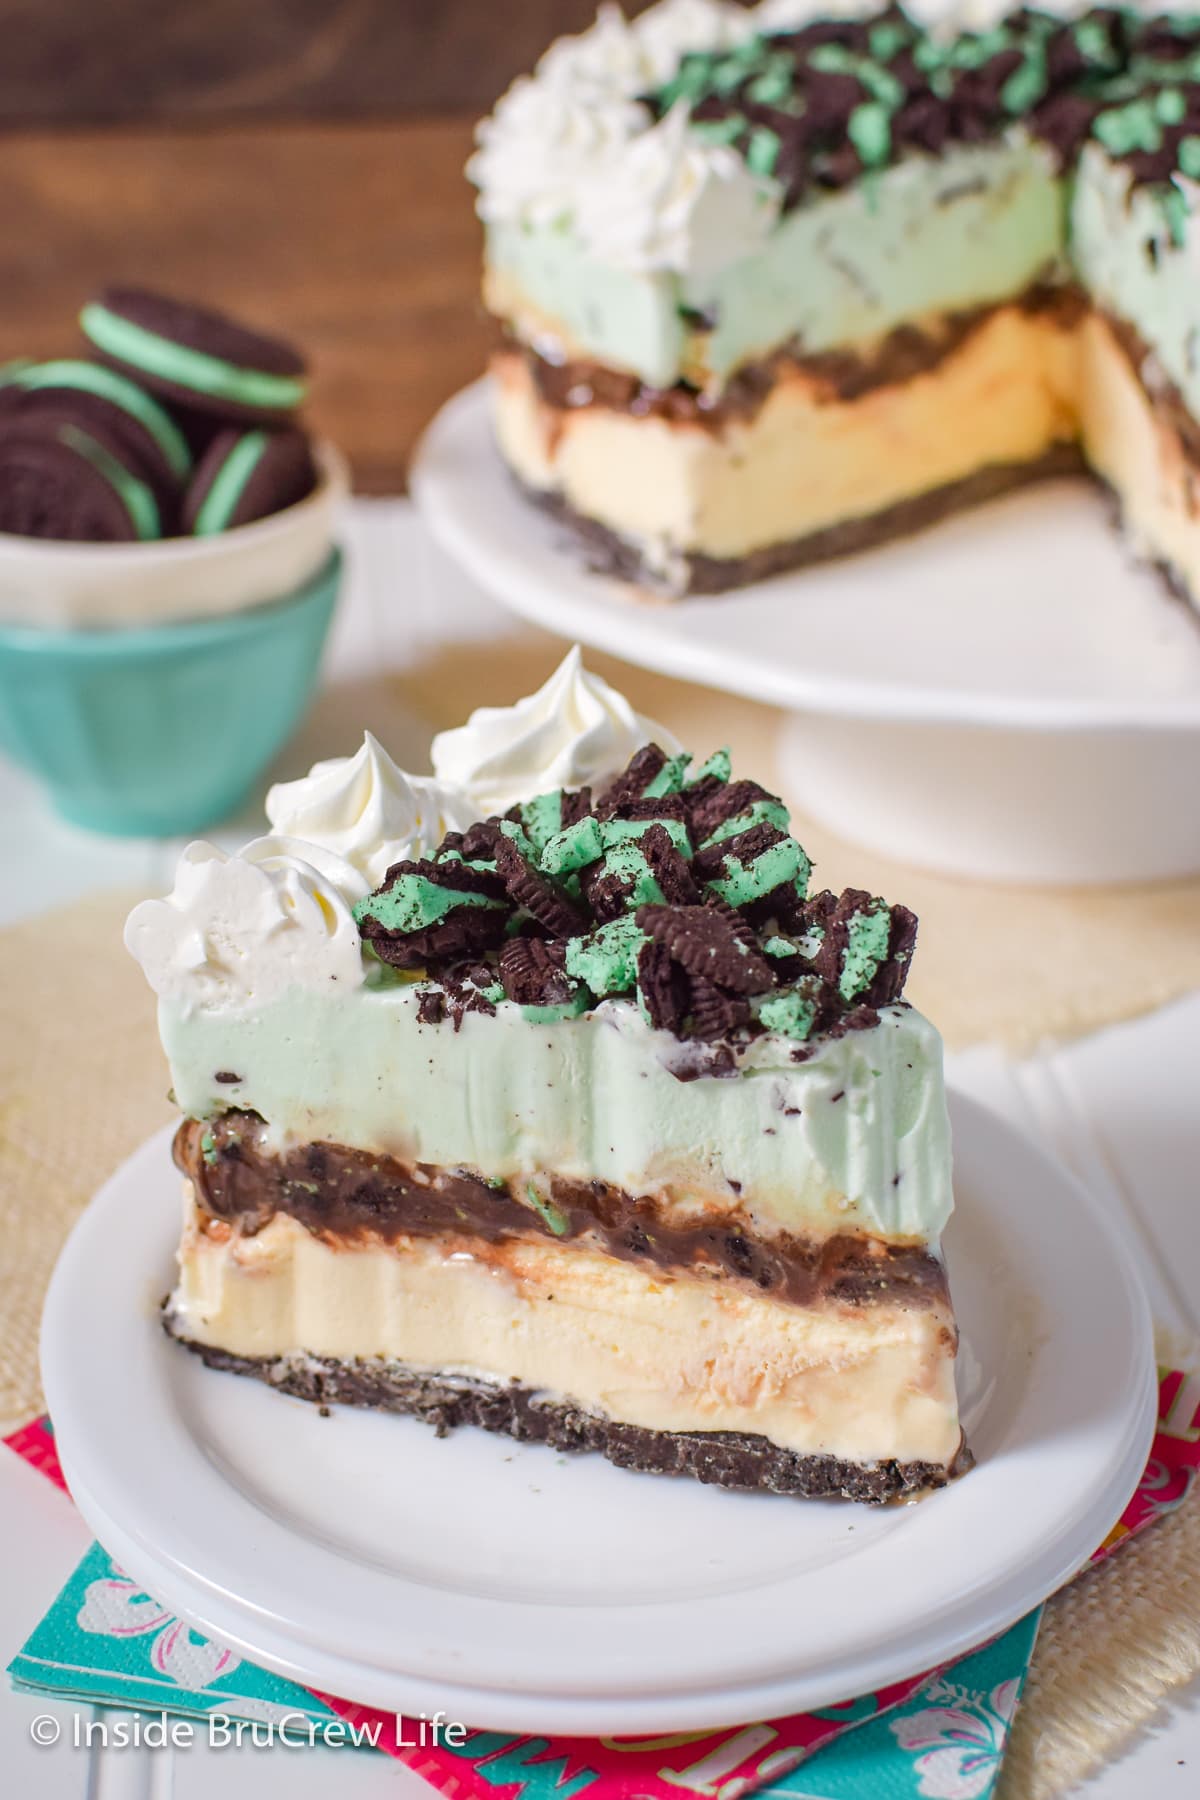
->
[[352, 744, 918, 1054], [353, 861, 508, 968], [647, 5, 1200, 211]]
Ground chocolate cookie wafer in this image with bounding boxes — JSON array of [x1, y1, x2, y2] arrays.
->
[[81, 287, 308, 424]]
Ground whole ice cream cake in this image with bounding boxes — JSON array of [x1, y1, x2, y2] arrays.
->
[[471, 0, 1200, 600], [126, 651, 970, 1503]]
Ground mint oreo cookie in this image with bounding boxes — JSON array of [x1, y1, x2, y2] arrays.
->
[[182, 427, 315, 535], [0, 358, 192, 517], [80, 287, 309, 423], [0, 286, 319, 541], [0, 418, 162, 541]]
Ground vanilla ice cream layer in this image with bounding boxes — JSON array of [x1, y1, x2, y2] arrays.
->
[[494, 303, 1200, 602], [172, 1201, 961, 1467], [158, 991, 952, 1247], [492, 300, 1080, 565], [1078, 314, 1200, 605]]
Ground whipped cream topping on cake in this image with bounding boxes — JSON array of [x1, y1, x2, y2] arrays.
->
[[472, 0, 1200, 289], [265, 734, 474, 888], [470, 2, 777, 276], [128, 652, 968, 1502], [571, 101, 781, 278], [431, 644, 679, 813], [474, 0, 1200, 388], [126, 837, 367, 1006]]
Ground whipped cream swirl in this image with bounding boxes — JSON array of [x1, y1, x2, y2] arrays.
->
[[265, 733, 474, 889], [900, 0, 1085, 30], [754, 0, 872, 27], [432, 646, 679, 815], [468, 78, 648, 231], [632, 0, 755, 76], [128, 650, 677, 1011], [539, 0, 753, 91], [574, 102, 779, 277], [125, 838, 367, 1009], [468, 0, 777, 275]]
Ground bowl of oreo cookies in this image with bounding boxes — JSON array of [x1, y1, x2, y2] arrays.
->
[[0, 287, 348, 834]]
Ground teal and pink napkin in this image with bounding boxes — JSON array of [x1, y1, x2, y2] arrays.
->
[[7, 1368, 1199, 1800]]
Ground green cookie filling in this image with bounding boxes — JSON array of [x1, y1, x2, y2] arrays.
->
[[193, 431, 270, 536], [3, 358, 192, 479], [58, 424, 161, 541], [519, 987, 592, 1024], [80, 303, 308, 412], [757, 982, 820, 1041], [599, 814, 692, 856], [840, 904, 892, 1001], [353, 875, 505, 933], [564, 915, 648, 996], [540, 814, 604, 875], [701, 798, 792, 847], [595, 841, 666, 911], [514, 789, 566, 854], [688, 747, 731, 785], [704, 835, 810, 908], [525, 1183, 570, 1236]]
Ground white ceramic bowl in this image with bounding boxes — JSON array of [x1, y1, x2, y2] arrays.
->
[[0, 440, 350, 630]]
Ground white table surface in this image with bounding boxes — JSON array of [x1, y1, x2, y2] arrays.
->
[[2, 501, 1198, 1796]]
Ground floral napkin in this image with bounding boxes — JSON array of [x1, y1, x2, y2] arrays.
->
[[7, 1372, 1198, 1800]]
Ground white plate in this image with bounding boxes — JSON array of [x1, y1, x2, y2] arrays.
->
[[411, 382, 1200, 883], [41, 1093, 1154, 1736]]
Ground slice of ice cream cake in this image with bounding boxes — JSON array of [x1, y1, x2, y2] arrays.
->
[[126, 652, 970, 1503]]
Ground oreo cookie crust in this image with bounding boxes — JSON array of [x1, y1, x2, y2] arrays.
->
[[0, 418, 161, 542], [166, 1333, 972, 1504], [80, 286, 309, 423], [182, 427, 316, 535]]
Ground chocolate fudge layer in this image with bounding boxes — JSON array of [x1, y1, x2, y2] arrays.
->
[[177, 1113, 952, 1313]]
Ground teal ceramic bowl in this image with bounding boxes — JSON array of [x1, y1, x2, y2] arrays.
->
[[0, 549, 341, 835]]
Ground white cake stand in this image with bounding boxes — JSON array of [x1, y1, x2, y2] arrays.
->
[[411, 380, 1200, 885]]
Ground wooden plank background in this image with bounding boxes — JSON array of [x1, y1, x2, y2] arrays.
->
[[1, 122, 486, 492], [0, 1, 656, 125], [0, 1, 678, 490]]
